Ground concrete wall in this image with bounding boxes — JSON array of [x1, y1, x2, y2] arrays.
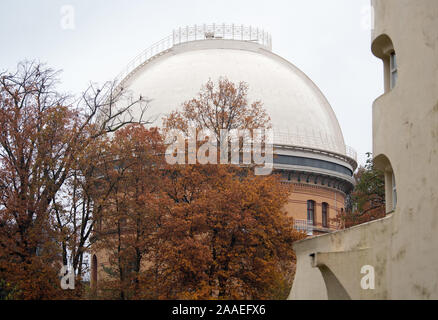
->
[[289, 0, 438, 300]]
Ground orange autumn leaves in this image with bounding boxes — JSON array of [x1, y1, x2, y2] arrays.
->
[[96, 125, 304, 299], [0, 62, 148, 299], [94, 79, 304, 299], [1, 64, 303, 300]]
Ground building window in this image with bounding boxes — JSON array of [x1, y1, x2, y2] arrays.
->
[[307, 200, 316, 226], [390, 52, 398, 89], [392, 172, 397, 210], [322, 202, 329, 228], [91, 254, 98, 291]]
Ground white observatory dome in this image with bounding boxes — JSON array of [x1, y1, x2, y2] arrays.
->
[[116, 24, 350, 157]]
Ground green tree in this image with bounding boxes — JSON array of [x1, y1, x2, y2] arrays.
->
[[336, 153, 386, 228]]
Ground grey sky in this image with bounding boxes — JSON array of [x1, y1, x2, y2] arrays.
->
[[0, 0, 382, 166]]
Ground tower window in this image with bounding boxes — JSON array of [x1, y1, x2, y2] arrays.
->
[[390, 52, 398, 89], [307, 200, 316, 226], [322, 202, 329, 228], [91, 254, 98, 291]]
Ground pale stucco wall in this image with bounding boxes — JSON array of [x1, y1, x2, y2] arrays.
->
[[289, 0, 438, 300]]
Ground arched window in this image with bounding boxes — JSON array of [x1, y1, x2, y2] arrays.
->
[[374, 154, 396, 213], [91, 254, 98, 291], [307, 200, 316, 226], [371, 34, 397, 93], [322, 202, 329, 228]]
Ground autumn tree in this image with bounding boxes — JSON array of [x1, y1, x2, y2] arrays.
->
[[164, 77, 271, 138], [0, 61, 149, 299], [149, 78, 304, 299], [95, 157, 303, 300], [151, 164, 303, 300], [92, 125, 166, 300], [335, 152, 386, 228], [90, 78, 303, 300]]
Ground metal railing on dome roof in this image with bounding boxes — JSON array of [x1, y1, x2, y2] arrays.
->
[[172, 24, 272, 49], [115, 24, 272, 86], [345, 145, 357, 162], [273, 130, 357, 162]]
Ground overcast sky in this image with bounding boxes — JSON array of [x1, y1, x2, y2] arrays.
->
[[0, 0, 382, 166]]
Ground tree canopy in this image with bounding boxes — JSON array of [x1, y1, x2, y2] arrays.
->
[[0, 65, 303, 300], [335, 153, 386, 228]]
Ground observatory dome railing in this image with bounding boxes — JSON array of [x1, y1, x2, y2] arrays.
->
[[273, 130, 357, 162], [115, 24, 272, 86]]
